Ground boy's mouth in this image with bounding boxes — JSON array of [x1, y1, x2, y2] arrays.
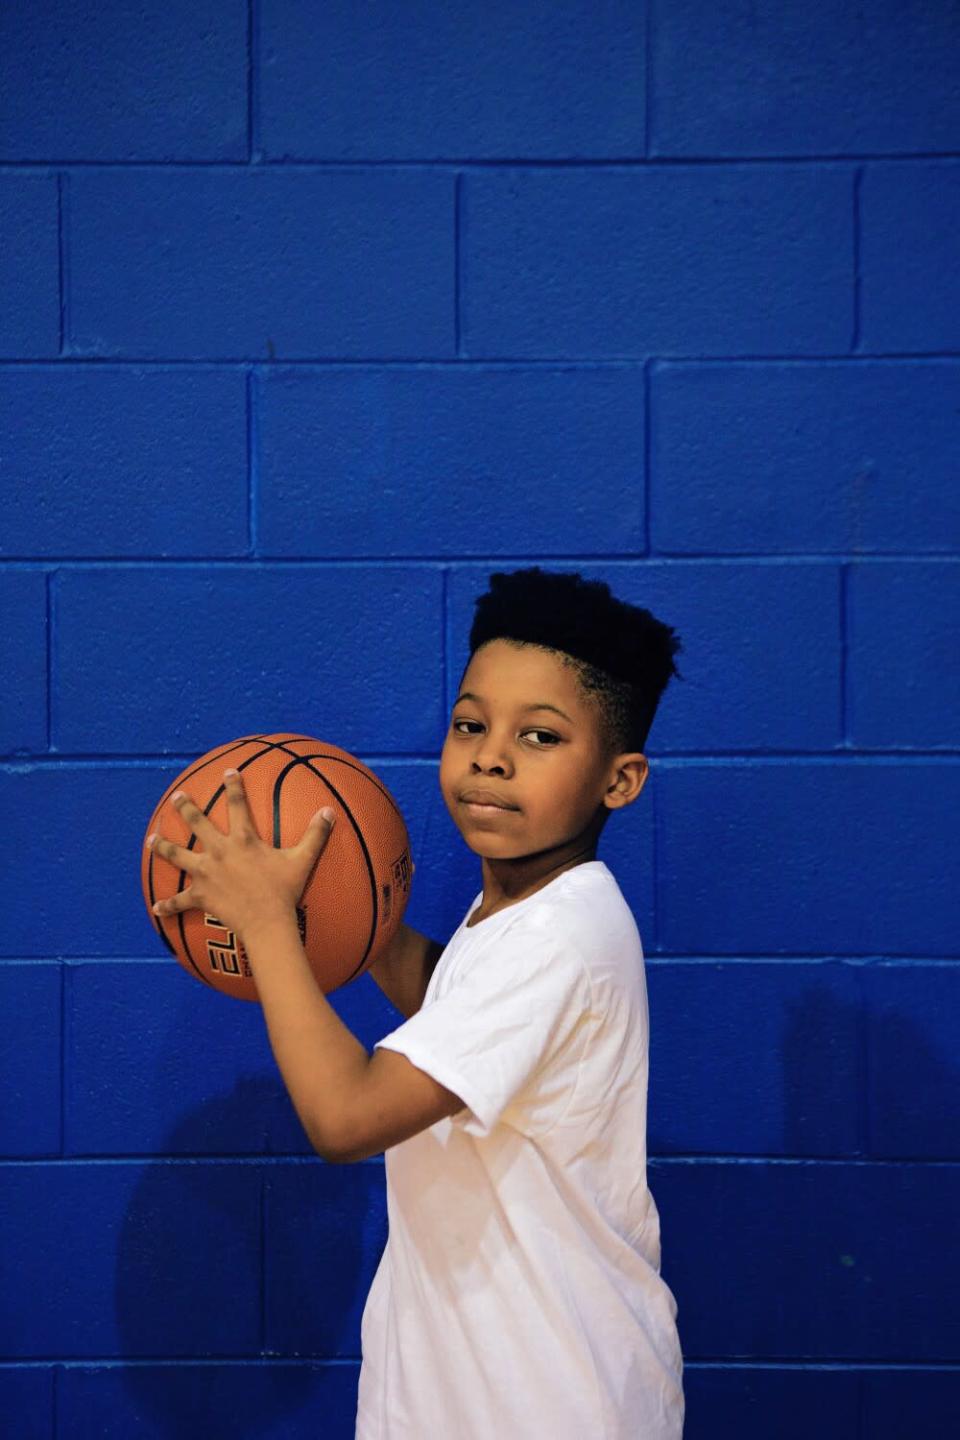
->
[[459, 789, 520, 813]]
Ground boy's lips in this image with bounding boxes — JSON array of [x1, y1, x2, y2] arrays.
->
[[460, 788, 519, 811]]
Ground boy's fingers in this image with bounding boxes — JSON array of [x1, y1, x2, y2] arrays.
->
[[169, 791, 221, 846], [301, 808, 336, 851], [150, 834, 196, 871], [223, 769, 255, 834], [153, 888, 190, 917]]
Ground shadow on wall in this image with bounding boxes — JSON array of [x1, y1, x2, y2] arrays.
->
[[653, 974, 960, 1436], [109, 1073, 383, 1436], [101, 979, 958, 1437]]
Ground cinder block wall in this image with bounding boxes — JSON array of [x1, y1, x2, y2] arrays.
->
[[1, 3, 957, 1436]]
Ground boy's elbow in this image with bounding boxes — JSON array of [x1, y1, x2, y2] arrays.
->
[[302, 1115, 346, 1164], [307, 1126, 355, 1164], [322, 1132, 380, 1164], [318, 1136, 365, 1164], [309, 1119, 367, 1164], [319, 1146, 355, 1164], [306, 1059, 373, 1162]]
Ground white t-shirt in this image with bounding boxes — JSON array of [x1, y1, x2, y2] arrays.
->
[[355, 859, 684, 1440]]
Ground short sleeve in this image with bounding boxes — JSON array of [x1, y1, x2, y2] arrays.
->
[[373, 918, 592, 1138]]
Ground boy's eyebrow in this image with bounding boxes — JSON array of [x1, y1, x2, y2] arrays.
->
[[453, 692, 574, 724]]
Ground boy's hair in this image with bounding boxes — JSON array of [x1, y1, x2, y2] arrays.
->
[[464, 566, 684, 758]]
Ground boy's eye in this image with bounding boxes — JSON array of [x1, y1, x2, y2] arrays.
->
[[452, 720, 559, 747]]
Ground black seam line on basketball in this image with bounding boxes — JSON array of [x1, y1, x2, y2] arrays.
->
[[150, 733, 400, 985], [275, 755, 381, 986], [168, 739, 280, 986], [154, 733, 405, 826], [175, 781, 234, 987], [158, 735, 408, 990], [152, 734, 263, 818], [271, 736, 403, 817], [290, 754, 404, 821], [242, 739, 407, 984], [147, 740, 263, 971], [282, 742, 406, 819], [148, 737, 273, 984], [147, 738, 276, 986], [256, 745, 408, 984]]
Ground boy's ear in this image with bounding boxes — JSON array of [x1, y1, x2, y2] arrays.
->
[[604, 754, 648, 809]]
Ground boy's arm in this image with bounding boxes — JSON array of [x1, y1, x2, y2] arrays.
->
[[242, 912, 463, 1166], [366, 922, 446, 1020]]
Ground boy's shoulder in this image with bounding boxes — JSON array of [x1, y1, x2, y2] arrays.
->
[[520, 862, 638, 962]]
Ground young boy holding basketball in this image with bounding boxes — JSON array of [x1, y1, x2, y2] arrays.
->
[[150, 565, 685, 1438]]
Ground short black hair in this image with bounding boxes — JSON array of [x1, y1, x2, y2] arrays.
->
[[464, 566, 684, 758]]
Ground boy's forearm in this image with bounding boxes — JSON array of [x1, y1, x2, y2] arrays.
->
[[241, 909, 370, 1161]]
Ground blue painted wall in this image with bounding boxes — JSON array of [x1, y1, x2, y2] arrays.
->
[[1, 2, 958, 1435]]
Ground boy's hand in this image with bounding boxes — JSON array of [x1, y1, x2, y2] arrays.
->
[[146, 769, 336, 940]]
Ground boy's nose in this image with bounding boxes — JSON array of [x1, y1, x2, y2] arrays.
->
[[473, 764, 507, 775]]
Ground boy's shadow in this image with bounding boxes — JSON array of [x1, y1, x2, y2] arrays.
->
[[112, 981, 400, 1438]]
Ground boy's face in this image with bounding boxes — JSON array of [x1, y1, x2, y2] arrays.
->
[[439, 638, 642, 863]]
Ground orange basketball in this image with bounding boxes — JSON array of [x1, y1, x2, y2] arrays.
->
[[141, 733, 412, 1002]]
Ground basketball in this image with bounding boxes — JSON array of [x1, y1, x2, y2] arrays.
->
[[141, 733, 413, 1002]]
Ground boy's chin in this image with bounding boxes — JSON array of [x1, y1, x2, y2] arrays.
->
[[458, 829, 519, 856]]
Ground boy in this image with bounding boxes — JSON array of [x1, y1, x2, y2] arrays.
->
[[355, 566, 686, 1438], [148, 564, 686, 1437]]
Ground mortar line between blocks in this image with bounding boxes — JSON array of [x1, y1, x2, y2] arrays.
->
[[442, 563, 450, 724], [247, 368, 257, 556], [247, 0, 257, 161], [839, 563, 849, 744], [59, 959, 66, 1161], [56, 172, 66, 354], [651, 766, 660, 956], [260, 1166, 267, 1353], [454, 172, 462, 357], [644, 0, 653, 157], [852, 164, 864, 351], [46, 570, 53, 750], [643, 361, 652, 554]]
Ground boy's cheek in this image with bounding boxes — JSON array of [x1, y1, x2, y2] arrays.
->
[[438, 770, 471, 828], [439, 774, 459, 814], [437, 742, 455, 786]]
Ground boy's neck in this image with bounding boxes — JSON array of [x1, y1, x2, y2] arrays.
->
[[476, 842, 598, 916]]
